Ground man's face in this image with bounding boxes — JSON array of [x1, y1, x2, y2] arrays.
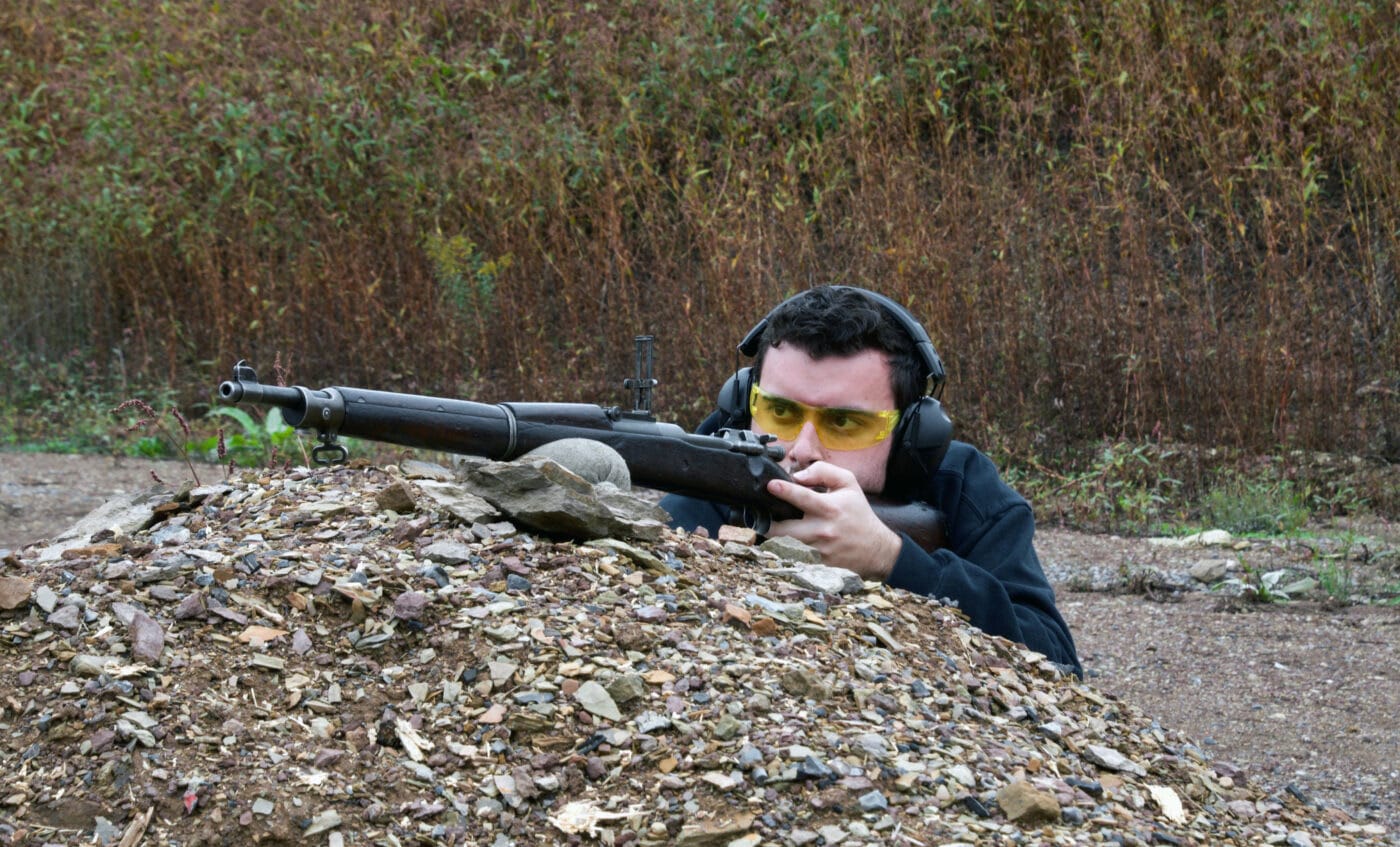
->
[[751, 342, 896, 493]]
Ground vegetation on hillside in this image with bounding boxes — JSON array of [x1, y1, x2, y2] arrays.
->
[[1, 0, 1396, 522]]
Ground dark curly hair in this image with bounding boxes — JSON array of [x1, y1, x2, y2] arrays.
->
[[752, 286, 926, 410]]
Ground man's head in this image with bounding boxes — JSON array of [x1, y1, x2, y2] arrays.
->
[[740, 287, 930, 493], [751, 286, 926, 410], [717, 286, 952, 495]]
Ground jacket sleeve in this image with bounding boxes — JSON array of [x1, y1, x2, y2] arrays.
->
[[885, 502, 1081, 675], [658, 492, 729, 537], [885, 442, 1081, 675]]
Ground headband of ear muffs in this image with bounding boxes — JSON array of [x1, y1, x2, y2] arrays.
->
[[714, 286, 953, 497]]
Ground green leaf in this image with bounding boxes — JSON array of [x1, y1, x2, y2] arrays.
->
[[206, 405, 261, 438], [263, 406, 288, 436]]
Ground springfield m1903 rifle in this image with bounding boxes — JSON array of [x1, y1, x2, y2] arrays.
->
[[217, 337, 945, 551]]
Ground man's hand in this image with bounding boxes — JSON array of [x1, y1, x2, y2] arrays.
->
[[765, 461, 903, 581]]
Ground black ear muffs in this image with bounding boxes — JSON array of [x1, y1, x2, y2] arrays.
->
[[715, 286, 954, 491], [715, 366, 754, 430], [884, 395, 953, 497]]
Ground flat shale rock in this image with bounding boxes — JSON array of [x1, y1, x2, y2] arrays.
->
[[0, 463, 1390, 846]]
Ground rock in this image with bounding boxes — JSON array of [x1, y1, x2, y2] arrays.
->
[[1084, 744, 1148, 776], [997, 780, 1060, 824], [291, 629, 313, 654], [1149, 784, 1187, 824], [773, 563, 863, 594], [780, 668, 826, 699], [717, 525, 758, 545], [413, 480, 500, 524], [129, 611, 166, 663], [634, 604, 667, 623], [1189, 558, 1231, 583], [303, 809, 341, 835], [93, 815, 122, 845], [34, 584, 59, 613], [462, 458, 666, 541], [110, 602, 142, 626], [604, 674, 646, 705], [47, 603, 82, 630], [0, 576, 33, 610], [758, 535, 821, 564], [70, 654, 118, 676], [399, 459, 456, 481], [421, 540, 477, 565], [675, 812, 755, 845], [393, 590, 431, 621], [1150, 529, 1234, 548], [173, 592, 207, 620], [587, 538, 672, 572], [857, 790, 888, 812], [574, 680, 622, 722], [36, 484, 171, 562], [713, 714, 746, 741], [374, 481, 418, 514]]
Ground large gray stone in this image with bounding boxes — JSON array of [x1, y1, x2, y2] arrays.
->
[[413, 481, 500, 525], [36, 484, 173, 562], [771, 564, 864, 596], [464, 459, 667, 542]]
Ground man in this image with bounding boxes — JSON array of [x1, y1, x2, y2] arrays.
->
[[661, 286, 1081, 676]]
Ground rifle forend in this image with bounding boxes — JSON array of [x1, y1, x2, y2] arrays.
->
[[218, 360, 801, 521]]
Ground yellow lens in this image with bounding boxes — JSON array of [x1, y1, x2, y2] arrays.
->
[[815, 407, 896, 449], [749, 384, 899, 450], [749, 383, 806, 439]]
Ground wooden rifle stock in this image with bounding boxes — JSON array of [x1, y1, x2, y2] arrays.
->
[[870, 498, 947, 554]]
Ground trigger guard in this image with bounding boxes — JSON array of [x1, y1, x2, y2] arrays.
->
[[729, 507, 772, 537]]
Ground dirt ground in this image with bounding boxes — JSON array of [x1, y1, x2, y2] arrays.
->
[[2, 450, 1397, 839]]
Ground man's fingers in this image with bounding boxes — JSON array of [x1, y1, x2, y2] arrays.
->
[[767, 477, 823, 513], [788, 461, 858, 491], [769, 461, 863, 515]]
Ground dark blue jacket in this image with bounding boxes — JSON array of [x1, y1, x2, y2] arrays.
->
[[660, 439, 1082, 676]]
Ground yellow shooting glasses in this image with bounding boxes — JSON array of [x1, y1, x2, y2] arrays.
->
[[748, 383, 901, 451]]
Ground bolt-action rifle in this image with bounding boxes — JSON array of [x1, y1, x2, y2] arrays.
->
[[217, 337, 945, 552]]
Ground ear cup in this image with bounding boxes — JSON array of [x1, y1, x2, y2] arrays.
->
[[885, 396, 953, 496], [715, 367, 754, 430]]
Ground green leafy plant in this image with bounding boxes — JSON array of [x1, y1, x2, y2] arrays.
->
[[1215, 562, 1316, 604], [1199, 475, 1310, 536], [197, 406, 308, 467], [1316, 560, 1355, 604], [1305, 524, 1361, 604], [1003, 441, 1182, 534]]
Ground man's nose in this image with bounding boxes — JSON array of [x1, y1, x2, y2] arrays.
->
[[785, 421, 825, 468]]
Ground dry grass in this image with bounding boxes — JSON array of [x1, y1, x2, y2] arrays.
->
[[0, 0, 1395, 461]]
